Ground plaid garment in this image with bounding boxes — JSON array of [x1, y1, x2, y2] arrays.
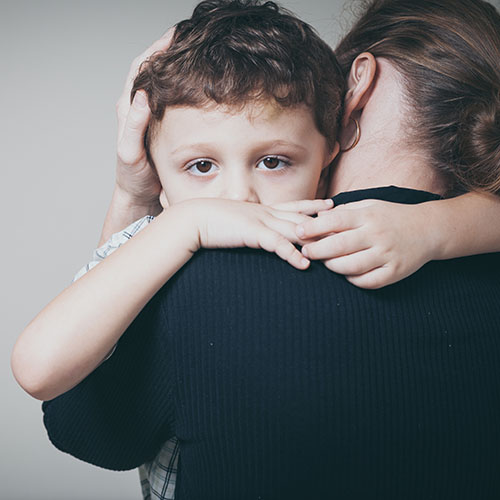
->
[[74, 215, 179, 500]]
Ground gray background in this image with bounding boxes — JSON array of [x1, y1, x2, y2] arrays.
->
[[3, 0, 500, 499], [1, 1, 351, 498]]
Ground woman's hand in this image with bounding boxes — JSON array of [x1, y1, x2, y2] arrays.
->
[[297, 199, 436, 289], [99, 31, 174, 245], [177, 198, 333, 270], [114, 30, 175, 208]]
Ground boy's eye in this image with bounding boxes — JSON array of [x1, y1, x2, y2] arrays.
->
[[257, 157, 289, 171], [187, 160, 217, 176]]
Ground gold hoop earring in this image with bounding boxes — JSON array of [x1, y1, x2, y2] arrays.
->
[[341, 117, 361, 152]]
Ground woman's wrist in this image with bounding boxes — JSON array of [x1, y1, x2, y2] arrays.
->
[[111, 184, 162, 217], [98, 186, 162, 246]]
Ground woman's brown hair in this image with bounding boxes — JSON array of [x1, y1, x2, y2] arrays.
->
[[132, 0, 344, 166], [336, 0, 500, 195]]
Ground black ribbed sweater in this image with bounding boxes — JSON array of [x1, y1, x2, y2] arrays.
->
[[43, 187, 500, 499]]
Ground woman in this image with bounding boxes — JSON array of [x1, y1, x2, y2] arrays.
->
[[20, 0, 500, 498]]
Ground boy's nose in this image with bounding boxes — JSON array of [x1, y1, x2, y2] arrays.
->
[[223, 173, 259, 203]]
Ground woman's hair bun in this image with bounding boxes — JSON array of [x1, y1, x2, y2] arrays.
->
[[458, 92, 500, 194]]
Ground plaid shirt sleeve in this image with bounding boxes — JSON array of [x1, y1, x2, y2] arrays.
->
[[73, 215, 155, 282], [72, 214, 179, 499]]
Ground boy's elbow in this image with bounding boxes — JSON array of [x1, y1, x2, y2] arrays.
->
[[11, 339, 60, 401]]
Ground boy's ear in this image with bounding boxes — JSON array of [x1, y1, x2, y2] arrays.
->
[[342, 52, 377, 127], [159, 189, 169, 209], [317, 141, 340, 198]]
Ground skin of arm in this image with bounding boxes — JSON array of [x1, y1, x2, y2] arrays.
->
[[298, 191, 500, 289], [98, 32, 174, 246], [12, 198, 319, 401]]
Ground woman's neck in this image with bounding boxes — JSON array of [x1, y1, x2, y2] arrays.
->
[[328, 59, 447, 197], [328, 142, 447, 197]]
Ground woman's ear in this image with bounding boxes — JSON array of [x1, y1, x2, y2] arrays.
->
[[342, 52, 377, 127]]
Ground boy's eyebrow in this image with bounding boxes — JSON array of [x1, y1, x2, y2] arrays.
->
[[255, 140, 309, 154], [170, 142, 218, 155], [170, 140, 309, 156]]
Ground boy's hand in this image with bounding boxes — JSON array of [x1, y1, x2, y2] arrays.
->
[[296, 199, 435, 289], [178, 199, 329, 270], [114, 30, 175, 210], [270, 198, 334, 215]]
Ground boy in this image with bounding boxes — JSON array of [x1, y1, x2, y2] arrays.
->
[[13, 1, 343, 497]]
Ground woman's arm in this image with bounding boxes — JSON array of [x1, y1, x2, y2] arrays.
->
[[98, 33, 174, 245], [12, 198, 320, 401], [298, 191, 500, 289]]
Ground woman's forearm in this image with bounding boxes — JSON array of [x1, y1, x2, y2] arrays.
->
[[98, 186, 162, 246], [12, 205, 196, 401]]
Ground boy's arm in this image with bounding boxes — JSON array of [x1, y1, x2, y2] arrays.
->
[[42, 287, 174, 471], [75, 215, 154, 281], [298, 191, 500, 289], [12, 207, 195, 401], [12, 199, 319, 401]]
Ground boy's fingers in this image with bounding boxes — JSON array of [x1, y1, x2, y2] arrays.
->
[[297, 208, 361, 238], [268, 209, 311, 227], [117, 91, 152, 165], [259, 230, 309, 270], [301, 231, 368, 260], [265, 217, 309, 245], [271, 199, 333, 215], [346, 268, 393, 290], [322, 249, 383, 277]]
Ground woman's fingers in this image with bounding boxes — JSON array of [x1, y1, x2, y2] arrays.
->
[[116, 91, 151, 165], [271, 198, 333, 215], [116, 29, 175, 138]]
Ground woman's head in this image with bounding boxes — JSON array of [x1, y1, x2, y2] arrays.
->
[[336, 0, 500, 195]]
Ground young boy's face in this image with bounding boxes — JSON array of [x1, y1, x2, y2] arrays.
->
[[150, 101, 338, 207]]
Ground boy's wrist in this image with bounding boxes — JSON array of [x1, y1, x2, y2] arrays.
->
[[156, 200, 205, 255], [419, 200, 449, 262]]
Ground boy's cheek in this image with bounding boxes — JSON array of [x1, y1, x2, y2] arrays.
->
[[315, 169, 331, 199], [159, 190, 170, 209]]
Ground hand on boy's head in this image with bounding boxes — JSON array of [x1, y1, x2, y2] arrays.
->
[[116, 28, 174, 131], [114, 29, 174, 208]]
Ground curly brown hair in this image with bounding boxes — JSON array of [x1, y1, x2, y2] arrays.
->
[[132, 0, 344, 167]]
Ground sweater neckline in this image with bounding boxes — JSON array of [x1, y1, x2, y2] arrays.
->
[[332, 185, 442, 206]]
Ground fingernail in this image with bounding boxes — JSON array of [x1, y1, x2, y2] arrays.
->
[[325, 199, 334, 206], [134, 91, 147, 108], [301, 258, 310, 268], [296, 225, 305, 237], [302, 246, 309, 258]]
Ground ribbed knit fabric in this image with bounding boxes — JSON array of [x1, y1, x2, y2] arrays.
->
[[43, 187, 500, 499]]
